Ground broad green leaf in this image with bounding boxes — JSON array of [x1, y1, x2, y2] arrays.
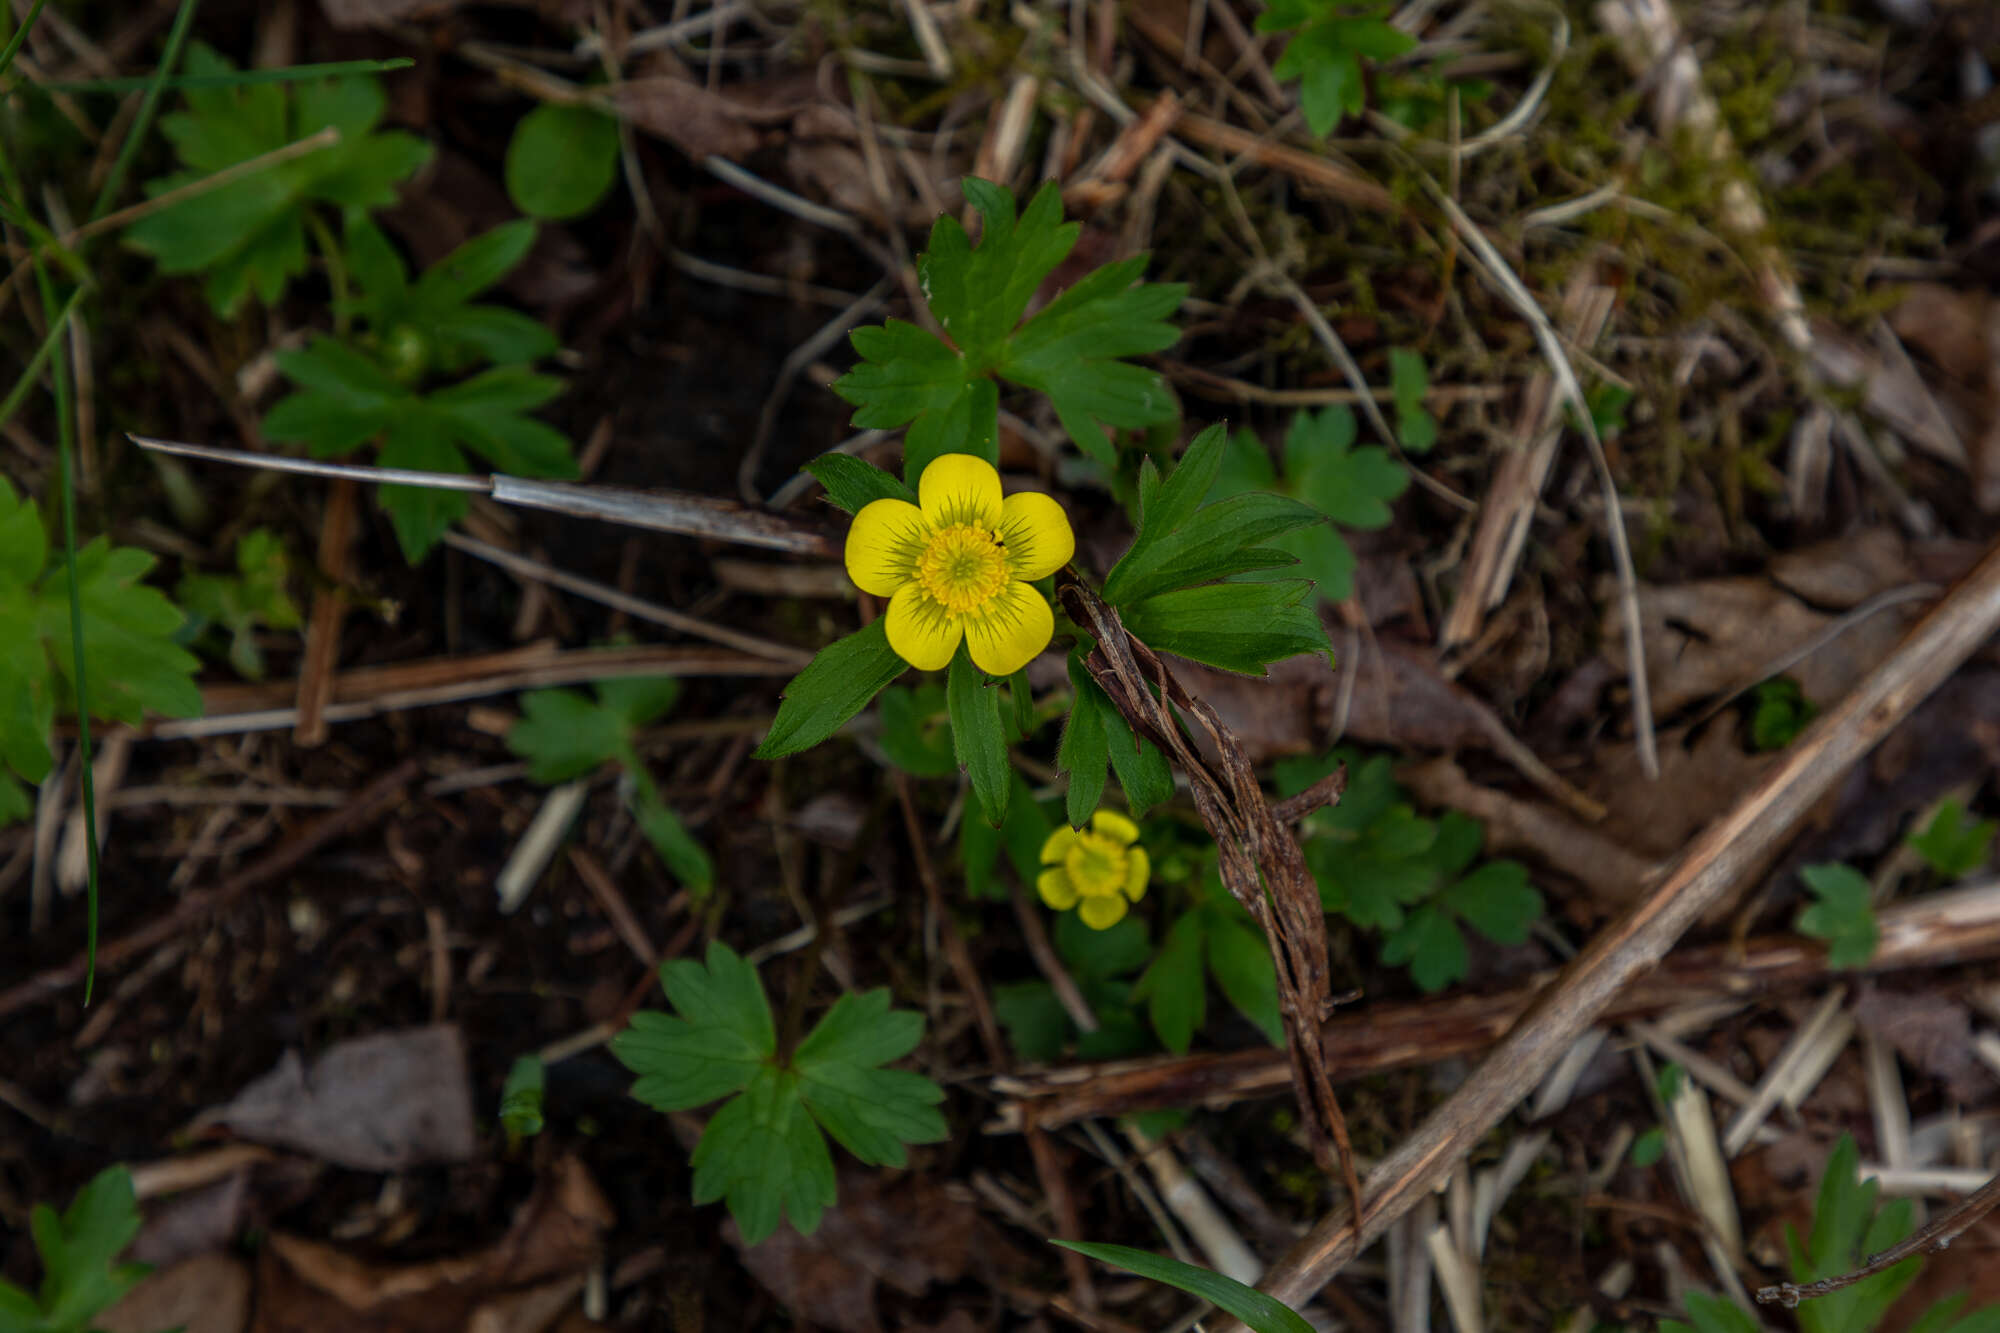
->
[[1058, 662, 1111, 827], [506, 103, 621, 220], [1120, 580, 1330, 675], [794, 989, 946, 1164], [688, 1066, 836, 1245], [994, 980, 1068, 1062], [1796, 863, 1877, 969], [755, 618, 906, 759], [1052, 1241, 1316, 1333], [1907, 798, 1995, 879], [1441, 860, 1542, 945], [1205, 909, 1284, 1044], [1132, 910, 1205, 1054], [948, 644, 1009, 824], [1102, 705, 1175, 816]]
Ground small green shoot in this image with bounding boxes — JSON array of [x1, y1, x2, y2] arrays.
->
[[0, 1165, 148, 1333], [832, 179, 1185, 478], [499, 1055, 546, 1148], [1254, 0, 1416, 137], [1906, 798, 1995, 879], [1630, 1126, 1667, 1167], [341, 218, 558, 380], [1052, 1242, 1315, 1333], [1796, 863, 1877, 970], [506, 676, 713, 894], [263, 338, 577, 562], [1209, 406, 1409, 602], [0, 479, 202, 825], [123, 43, 431, 316], [1749, 676, 1816, 751], [1387, 348, 1438, 453], [505, 104, 622, 220], [174, 528, 302, 679], [610, 942, 947, 1245]]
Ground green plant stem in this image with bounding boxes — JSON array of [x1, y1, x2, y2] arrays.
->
[[89, 0, 201, 220], [307, 210, 350, 337], [0, 0, 52, 82]]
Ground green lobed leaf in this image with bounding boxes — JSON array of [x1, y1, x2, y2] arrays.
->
[[1204, 907, 1284, 1045], [755, 618, 907, 759], [506, 103, 621, 220], [1132, 910, 1206, 1054], [947, 643, 1010, 825], [1052, 1242, 1316, 1333], [1796, 863, 1878, 969], [689, 1066, 836, 1245], [612, 942, 774, 1111], [994, 980, 1068, 1063], [794, 989, 946, 1166], [804, 453, 917, 515], [1907, 798, 1995, 879], [1380, 901, 1467, 993], [28, 1166, 147, 1331], [1388, 347, 1438, 453], [1441, 860, 1542, 945], [37, 539, 203, 727], [506, 687, 629, 783]]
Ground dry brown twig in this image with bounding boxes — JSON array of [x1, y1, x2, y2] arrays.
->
[[1057, 572, 1363, 1218]]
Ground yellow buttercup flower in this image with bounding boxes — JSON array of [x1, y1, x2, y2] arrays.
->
[[1038, 810, 1150, 929], [845, 454, 1074, 676]]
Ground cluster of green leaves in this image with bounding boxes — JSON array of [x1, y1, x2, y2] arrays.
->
[[1102, 423, 1332, 675], [1255, 0, 1416, 137], [263, 217, 576, 561], [505, 676, 713, 894], [505, 104, 621, 221], [832, 178, 1185, 479], [1276, 748, 1542, 992], [1209, 406, 1407, 604], [124, 43, 431, 317], [0, 1166, 147, 1333], [610, 942, 947, 1244], [0, 479, 201, 826], [1749, 676, 1816, 751], [1665, 1135, 2000, 1333], [174, 528, 301, 680]]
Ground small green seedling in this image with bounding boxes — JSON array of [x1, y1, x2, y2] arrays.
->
[[611, 942, 947, 1244], [1796, 863, 1876, 970], [124, 43, 431, 316], [506, 676, 713, 894], [1667, 1135, 2000, 1333], [1387, 348, 1438, 453], [505, 104, 622, 220], [340, 218, 558, 381], [499, 1054, 546, 1149], [0, 1166, 148, 1333], [1210, 406, 1409, 603], [263, 337, 577, 562], [832, 178, 1185, 478], [1906, 798, 1995, 879], [1280, 748, 1542, 992], [1255, 0, 1416, 137], [1749, 676, 1816, 751], [0, 479, 201, 825], [175, 527, 302, 680]]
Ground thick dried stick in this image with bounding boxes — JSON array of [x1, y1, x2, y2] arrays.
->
[[987, 879, 2000, 1130], [1757, 1171, 2000, 1308], [1224, 534, 2000, 1320], [1058, 574, 1362, 1218], [0, 760, 420, 1019]]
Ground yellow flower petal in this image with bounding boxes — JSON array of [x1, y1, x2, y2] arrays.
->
[[1078, 893, 1129, 929], [1090, 809, 1139, 845], [845, 498, 927, 596], [884, 584, 962, 671], [1041, 826, 1078, 865], [1122, 845, 1150, 903], [917, 453, 1002, 529], [962, 579, 1054, 676], [1038, 867, 1080, 910], [998, 490, 1075, 581]]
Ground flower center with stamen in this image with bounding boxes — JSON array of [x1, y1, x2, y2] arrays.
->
[[1064, 832, 1128, 898], [915, 523, 1009, 616]]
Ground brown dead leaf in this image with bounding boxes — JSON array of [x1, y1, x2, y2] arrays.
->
[[1887, 283, 2000, 511], [251, 1156, 611, 1333], [729, 1176, 995, 1333], [100, 1253, 251, 1333], [1590, 718, 1776, 866], [1852, 983, 1993, 1104], [197, 1025, 475, 1170], [1602, 528, 1922, 717], [317, 0, 456, 29], [611, 78, 789, 162]]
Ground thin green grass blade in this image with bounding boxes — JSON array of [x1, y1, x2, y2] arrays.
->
[[88, 0, 201, 221], [1051, 1241, 1316, 1333], [33, 265, 100, 1003], [0, 0, 52, 83], [0, 285, 85, 432], [33, 57, 414, 95]]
